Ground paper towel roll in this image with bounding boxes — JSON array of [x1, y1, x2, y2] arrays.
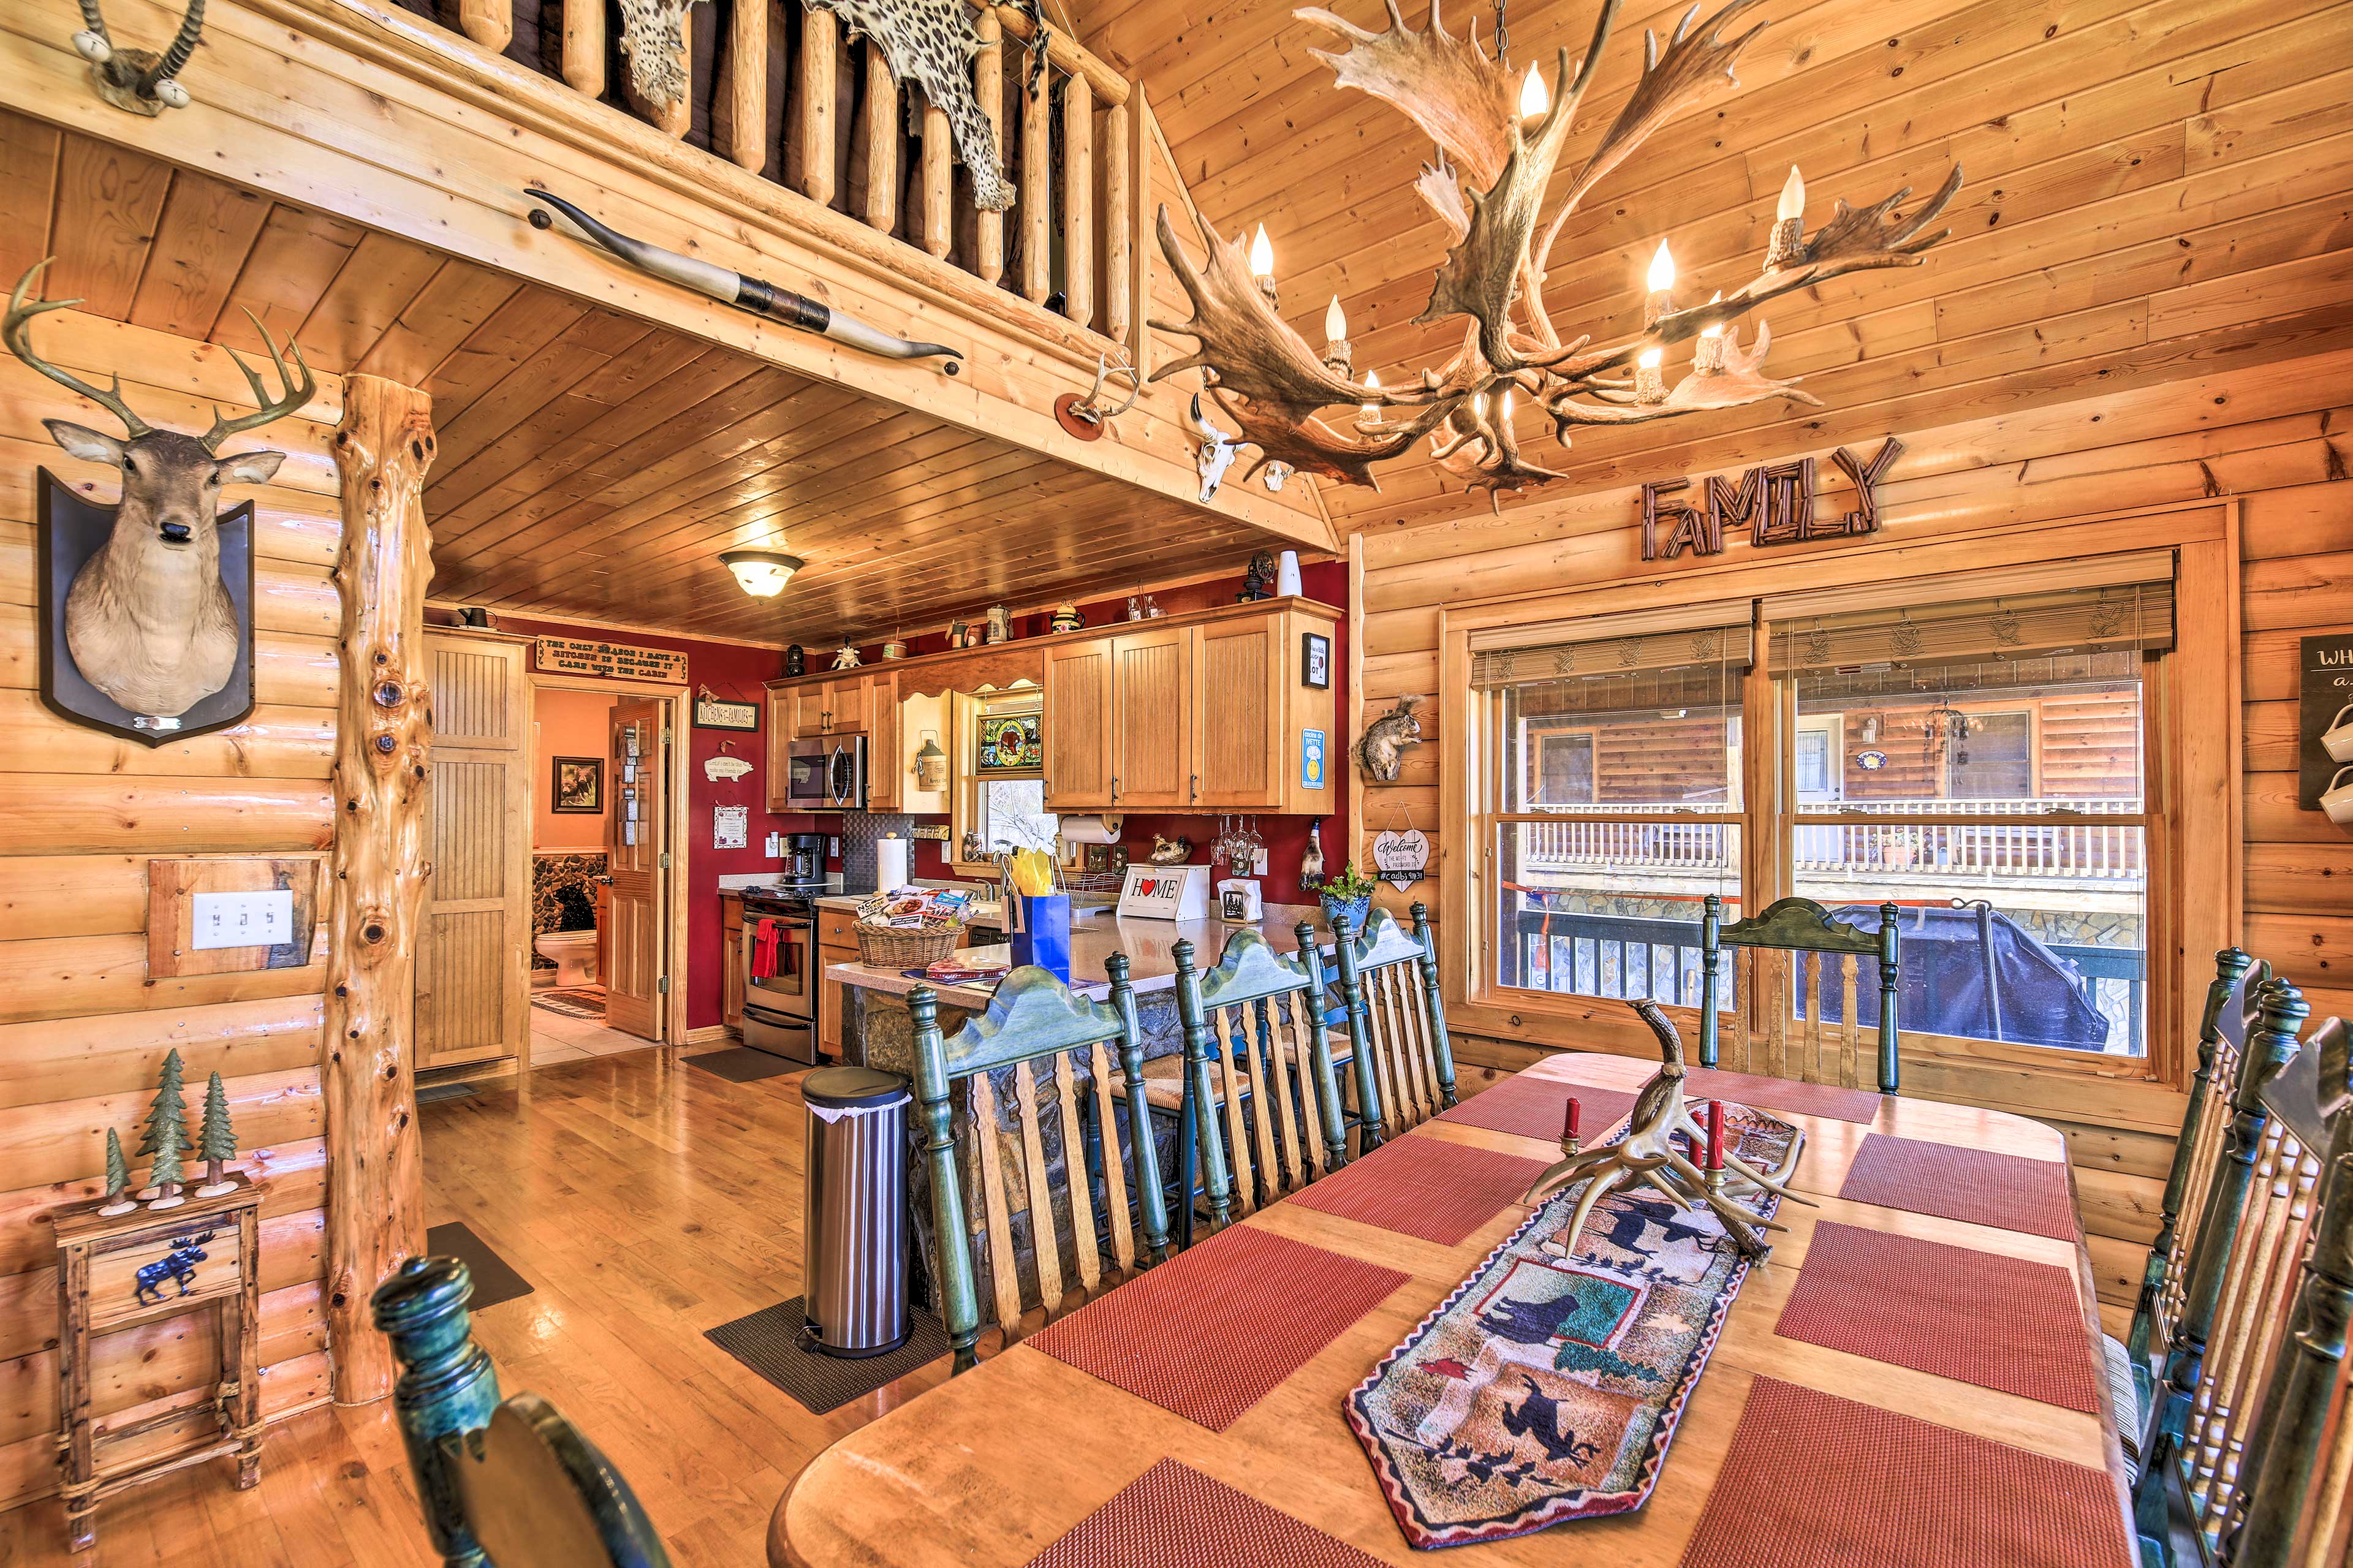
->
[[1057, 814, 1125, 844], [875, 836, 911, 891]]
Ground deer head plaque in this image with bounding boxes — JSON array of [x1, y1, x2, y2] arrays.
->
[[9, 260, 313, 743]]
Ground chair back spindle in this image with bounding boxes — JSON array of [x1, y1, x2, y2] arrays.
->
[[1331, 909, 1447, 1135], [1699, 895, 1900, 1094], [911, 956, 1169, 1373]]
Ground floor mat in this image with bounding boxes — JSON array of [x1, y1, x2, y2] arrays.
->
[[688, 1047, 805, 1083], [531, 987, 607, 1020], [423, 1221, 536, 1311], [415, 1081, 477, 1105], [705, 1296, 950, 1415]]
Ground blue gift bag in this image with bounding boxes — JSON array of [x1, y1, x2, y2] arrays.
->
[[1007, 893, 1072, 983]]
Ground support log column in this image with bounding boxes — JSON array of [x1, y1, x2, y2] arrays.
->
[[323, 376, 436, 1405]]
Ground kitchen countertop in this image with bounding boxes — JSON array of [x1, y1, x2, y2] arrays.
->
[[822, 901, 1388, 1008]]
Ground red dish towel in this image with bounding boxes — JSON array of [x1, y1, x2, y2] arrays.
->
[[1029, 1225, 1408, 1432], [749, 918, 782, 979], [1284, 1133, 1552, 1248], [1840, 1132, 2080, 1240], [1686, 1067, 1882, 1124], [1678, 1378, 2134, 1568], [1026, 1458, 1387, 1568], [1774, 1221, 2104, 1414], [1436, 1077, 1639, 1146]]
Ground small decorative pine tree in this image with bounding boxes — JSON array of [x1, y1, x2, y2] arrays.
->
[[138, 1049, 191, 1208], [195, 1070, 238, 1196], [98, 1129, 134, 1215]]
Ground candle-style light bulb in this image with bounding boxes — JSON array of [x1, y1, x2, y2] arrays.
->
[[1360, 368, 1381, 420], [1700, 290, 1725, 338], [1324, 295, 1346, 342], [1635, 346, 1666, 406], [1321, 294, 1352, 376], [1637, 347, 1664, 368], [1765, 165, 1807, 271], [1248, 224, 1274, 278], [1646, 241, 1677, 294], [1520, 64, 1549, 118], [1695, 289, 1727, 373]]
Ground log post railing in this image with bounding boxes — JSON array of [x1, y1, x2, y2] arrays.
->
[[447, 0, 1138, 347]]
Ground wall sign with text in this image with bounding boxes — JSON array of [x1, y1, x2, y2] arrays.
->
[[536, 636, 690, 683], [2300, 633, 2353, 809], [1640, 437, 1903, 561]]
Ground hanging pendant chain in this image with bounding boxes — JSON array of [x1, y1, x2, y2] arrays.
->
[[1495, 0, 1509, 62]]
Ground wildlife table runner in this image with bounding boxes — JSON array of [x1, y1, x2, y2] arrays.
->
[[1346, 1105, 1800, 1549]]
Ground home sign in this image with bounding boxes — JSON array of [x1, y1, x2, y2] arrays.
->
[[1640, 437, 1903, 561], [1116, 863, 1210, 921]]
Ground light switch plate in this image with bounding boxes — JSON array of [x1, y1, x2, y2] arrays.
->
[[191, 889, 295, 950]]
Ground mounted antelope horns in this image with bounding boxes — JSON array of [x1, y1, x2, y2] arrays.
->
[[202, 312, 317, 452], [70, 0, 207, 114], [4, 260, 154, 439]]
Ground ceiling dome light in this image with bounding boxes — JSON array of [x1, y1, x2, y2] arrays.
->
[[721, 549, 805, 598]]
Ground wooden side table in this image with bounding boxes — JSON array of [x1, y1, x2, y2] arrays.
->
[[51, 1172, 263, 1551]]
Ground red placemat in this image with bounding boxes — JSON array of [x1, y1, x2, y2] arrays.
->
[[1029, 1225, 1408, 1431], [1775, 1222, 2102, 1413], [1436, 1077, 1638, 1145], [1284, 1133, 1552, 1248], [1027, 1458, 1388, 1567], [1679, 1377, 2134, 1568], [1840, 1133, 2080, 1240], [1687, 1067, 1882, 1124]]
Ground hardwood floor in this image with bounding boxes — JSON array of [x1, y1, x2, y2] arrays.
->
[[0, 1048, 950, 1567]]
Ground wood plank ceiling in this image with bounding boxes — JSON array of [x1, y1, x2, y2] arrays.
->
[[1088, 0, 2353, 536], [0, 110, 1271, 646]]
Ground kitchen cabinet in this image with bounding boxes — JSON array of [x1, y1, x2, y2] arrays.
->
[[817, 906, 859, 1060], [1043, 639, 1114, 809], [1110, 625, 1195, 809], [789, 675, 870, 739], [1195, 615, 1278, 808], [865, 672, 900, 812], [721, 897, 745, 1031], [765, 687, 797, 811]]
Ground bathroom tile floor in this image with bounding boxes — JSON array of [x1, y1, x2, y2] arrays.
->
[[528, 991, 661, 1065]]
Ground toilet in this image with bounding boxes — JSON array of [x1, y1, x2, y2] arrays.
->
[[533, 928, 599, 988]]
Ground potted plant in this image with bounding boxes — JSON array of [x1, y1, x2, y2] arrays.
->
[[1317, 863, 1377, 935]]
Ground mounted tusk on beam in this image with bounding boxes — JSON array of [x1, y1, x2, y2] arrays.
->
[[526, 188, 964, 374]]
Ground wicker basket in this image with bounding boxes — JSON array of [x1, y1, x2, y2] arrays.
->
[[854, 922, 964, 968]]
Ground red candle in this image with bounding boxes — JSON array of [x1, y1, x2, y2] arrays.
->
[[1564, 1096, 1582, 1143], [1706, 1099, 1726, 1170]]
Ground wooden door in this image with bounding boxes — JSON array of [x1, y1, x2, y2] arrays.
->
[[866, 672, 901, 811], [1111, 626, 1195, 809], [766, 687, 797, 809], [1044, 639, 1113, 809], [416, 633, 531, 1069], [1195, 615, 1278, 808], [792, 684, 830, 739], [605, 700, 667, 1042], [824, 675, 871, 733]]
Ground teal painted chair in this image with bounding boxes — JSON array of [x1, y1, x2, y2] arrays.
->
[[1698, 894, 1900, 1094], [374, 1257, 672, 1568], [2115, 948, 2270, 1483], [1164, 923, 1357, 1235], [910, 956, 1171, 1373], [1326, 906, 1460, 1146], [2131, 979, 2349, 1566]]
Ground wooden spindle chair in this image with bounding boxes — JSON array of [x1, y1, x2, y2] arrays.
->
[[909, 958, 1171, 1374], [1163, 925, 1356, 1235], [374, 1256, 672, 1568], [2132, 980, 2349, 1566], [1697, 894, 1901, 1094], [1328, 906, 1460, 1142], [2115, 948, 2270, 1480]]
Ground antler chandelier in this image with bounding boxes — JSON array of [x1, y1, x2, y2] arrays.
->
[[1149, 0, 1963, 506]]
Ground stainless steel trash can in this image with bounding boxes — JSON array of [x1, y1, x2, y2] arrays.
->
[[801, 1066, 912, 1358]]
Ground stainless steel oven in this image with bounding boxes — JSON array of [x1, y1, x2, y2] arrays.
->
[[786, 735, 868, 811], [741, 893, 818, 1062]]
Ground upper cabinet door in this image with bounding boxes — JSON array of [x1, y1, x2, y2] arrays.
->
[[1044, 639, 1113, 809], [792, 685, 830, 740], [865, 672, 900, 812], [1195, 616, 1278, 808], [1110, 626, 1195, 809], [825, 675, 871, 734], [766, 688, 797, 809]]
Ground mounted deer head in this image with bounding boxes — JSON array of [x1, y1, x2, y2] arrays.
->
[[7, 260, 313, 723], [69, 0, 206, 115]]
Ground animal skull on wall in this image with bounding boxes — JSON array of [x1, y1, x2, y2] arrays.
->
[[7, 260, 313, 724]]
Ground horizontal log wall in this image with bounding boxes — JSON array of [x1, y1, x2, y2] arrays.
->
[[0, 310, 343, 1509], [1354, 345, 2353, 1332]]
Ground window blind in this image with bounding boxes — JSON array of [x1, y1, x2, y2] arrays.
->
[[1767, 577, 2173, 676], [1469, 603, 1754, 688]]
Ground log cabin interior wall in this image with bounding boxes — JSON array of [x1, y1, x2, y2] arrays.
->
[[0, 309, 341, 1509], [1349, 348, 2353, 1331]]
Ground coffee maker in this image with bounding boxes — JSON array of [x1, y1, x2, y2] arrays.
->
[[781, 831, 827, 885]]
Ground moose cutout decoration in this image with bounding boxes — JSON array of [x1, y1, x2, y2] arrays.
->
[[9, 260, 313, 744]]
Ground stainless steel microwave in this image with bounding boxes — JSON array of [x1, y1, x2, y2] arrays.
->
[[786, 735, 867, 811]]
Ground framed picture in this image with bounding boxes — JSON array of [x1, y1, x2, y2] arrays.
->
[[693, 694, 759, 732], [551, 756, 604, 813], [1302, 631, 1332, 689]]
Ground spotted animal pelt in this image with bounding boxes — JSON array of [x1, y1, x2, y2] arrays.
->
[[803, 0, 1016, 211], [616, 0, 702, 110]]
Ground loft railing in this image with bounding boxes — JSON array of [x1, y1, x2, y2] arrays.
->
[[1514, 798, 2146, 883], [434, 0, 1135, 345]]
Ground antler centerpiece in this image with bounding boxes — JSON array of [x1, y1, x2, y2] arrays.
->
[[1148, 0, 1963, 507]]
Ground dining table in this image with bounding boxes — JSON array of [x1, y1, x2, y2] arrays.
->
[[766, 1050, 2133, 1567]]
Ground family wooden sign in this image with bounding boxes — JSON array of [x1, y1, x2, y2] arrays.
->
[[1640, 437, 1904, 561]]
